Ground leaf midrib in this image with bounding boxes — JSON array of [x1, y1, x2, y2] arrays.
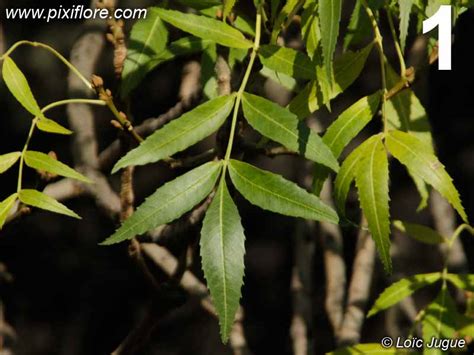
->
[[5, 59, 40, 114], [217, 183, 229, 333]]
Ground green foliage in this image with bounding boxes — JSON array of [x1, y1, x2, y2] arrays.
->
[[154, 8, 253, 48], [0, 152, 21, 174], [258, 45, 316, 80], [113, 95, 235, 172], [368, 273, 442, 317], [103, 161, 222, 245], [223, 0, 238, 19], [393, 220, 446, 244], [319, 0, 342, 87], [399, 0, 414, 52], [200, 179, 245, 342], [24, 151, 91, 183], [329, 343, 413, 354], [36, 117, 73, 135], [18, 189, 81, 219], [0, 194, 18, 230]]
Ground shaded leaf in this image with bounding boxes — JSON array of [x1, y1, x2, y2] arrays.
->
[[2, 57, 41, 116], [113, 95, 235, 172], [343, 0, 372, 51], [0, 152, 21, 174], [200, 179, 245, 343], [334, 135, 380, 214], [319, 0, 342, 87], [18, 189, 80, 219], [368, 273, 442, 317], [271, 0, 303, 43], [355, 135, 391, 273], [103, 162, 222, 245], [386, 130, 467, 222], [37, 117, 73, 135], [24, 151, 91, 183], [241, 93, 339, 171], [329, 343, 414, 354], [155, 8, 252, 49], [393, 220, 446, 244], [228, 160, 339, 224], [201, 43, 219, 100], [399, 0, 414, 52], [121, 7, 168, 97], [445, 274, 474, 292], [258, 45, 315, 80], [0, 194, 18, 230]]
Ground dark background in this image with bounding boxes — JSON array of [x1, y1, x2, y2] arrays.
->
[[0, 0, 473, 354]]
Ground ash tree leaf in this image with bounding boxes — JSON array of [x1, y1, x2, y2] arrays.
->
[[0, 152, 21, 174], [319, 0, 342, 88], [113, 95, 235, 172], [18, 189, 80, 219], [154, 8, 252, 49], [368, 273, 442, 317], [37, 117, 73, 135], [399, 0, 414, 52], [241, 93, 339, 172], [385, 130, 468, 223], [177, 0, 222, 9], [223, 0, 238, 19], [355, 135, 392, 273], [0, 194, 18, 230], [2, 57, 41, 116], [121, 7, 168, 97], [258, 45, 316, 80], [329, 343, 413, 354], [103, 161, 222, 245], [393, 220, 446, 245], [334, 135, 380, 215], [445, 274, 474, 292], [422, 288, 458, 351], [24, 151, 91, 183], [271, 0, 303, 43], [313, 92, 381, 194], [200, 179, 245, 343], [343, 0, 372, 51], [201, 43, 219, 100], [228, 160, 339, 224]]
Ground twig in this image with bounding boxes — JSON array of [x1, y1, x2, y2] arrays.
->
[[337, 215, 376, 346]]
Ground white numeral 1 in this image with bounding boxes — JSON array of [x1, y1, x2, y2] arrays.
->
[[423, 5, 452, 70]]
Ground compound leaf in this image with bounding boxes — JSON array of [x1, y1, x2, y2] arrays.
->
[[113, 95, 235, 172], [18, 189, 80, 219], [241, 93, 339, 171], [155, 8, 252, 49], [228, 160, 338, 224], [368, 273, 442, 317], [386, 130, 467, 223], [200, 179, 245, 343], [103, 161, 222, 245]]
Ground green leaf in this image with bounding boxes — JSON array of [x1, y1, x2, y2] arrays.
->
[[228, 160, 339, 224], [24, 151, 91, 183], [152, 37, 212, 66], [319, 0, 342, 87], [288, 43, 374, 118], [399, 0, 413, 52], [2, 56, 41, 116], [0, 152, 21, 174], [385, 130, 467, 223], [223, 0, 238, 19], [329, 343, 413, 354], [0, 193, 18, 230], [121, 7, 168, 97], [445, 274, 474, 292], [200, 179, 245, 343], [241, 93, 339, 171], [177, 0, 222, 9], [271, 0, 303, 43], [103, 161, 222, 245], [313, 92, 381, 194], [259, 67, 297, 91], [422, 288, 458, 353], [258, 45, 315, 80], [393, 220, 446, 244], [368, 273, 442, 317], [301, 0, 320, 59], [355, 135, 391, 273], [155, 8, 252, 49], [334, 135, 379, 215], [201, 43, 219, 100], [343, 0, 372, 51], [18, 189, 80, 219], [113, 95, 235, 172], [36, 117, 73, 135]]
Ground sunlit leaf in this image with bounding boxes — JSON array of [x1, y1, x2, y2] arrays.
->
[[200, 179, 245, 343], [228, 160, 339, 224], [24, 151, 91, 183], [271, 0, 303, 43], [223, 0, 238, 19], [0, 152, 21, 174], [399, 0, 414, 52], [445, 274, 474, 292], [368, 273, 442, 317], [0, 194, 18, 230], [18, 189, 80, 219], [103, 161, 223, 245], [259, 45, 316, 80], [37, 117, 73, 135], [319, 0, 342, 87], [329, 343, 413, 354], [113, 95, 235, 172]]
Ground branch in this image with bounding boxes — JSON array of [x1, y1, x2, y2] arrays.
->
[[337, 216, 376, 346]]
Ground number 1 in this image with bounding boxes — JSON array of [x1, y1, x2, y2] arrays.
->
[[423, 5, 452, 71]]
